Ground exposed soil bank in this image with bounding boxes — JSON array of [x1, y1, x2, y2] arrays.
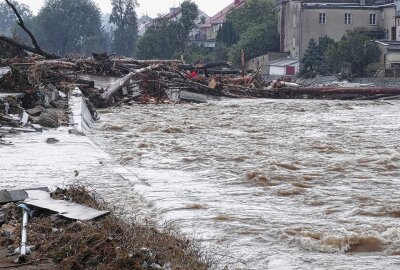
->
[[0, 186, 210, 270]]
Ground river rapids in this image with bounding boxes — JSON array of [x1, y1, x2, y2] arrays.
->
[[40, 98, 400, 269]]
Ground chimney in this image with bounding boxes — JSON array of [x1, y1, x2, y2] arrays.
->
[[234, 0, 241, 5], [360, 0, 365, 5], [170, 7, 177, 16]]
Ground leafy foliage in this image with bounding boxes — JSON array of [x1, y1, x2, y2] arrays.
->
[[300, 30, 380, 78], [180, 44, 213, 64], [224, 0, 279, 66], [179, 0, 199, 39], [109, 0, 138, 56], [216, 21, 239, 46], [136, 0, 199, 60], [213, 42, 229, 61], [226, 0, 277, 35], [228, 23, 279, 66], [33, 0, 104, 56], [299, 39, 324, 78], [326, 30, 380, 76], [136, 19, 184, 59]]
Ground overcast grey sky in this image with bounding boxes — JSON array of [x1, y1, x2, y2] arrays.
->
[[18, 0, 233, 17]]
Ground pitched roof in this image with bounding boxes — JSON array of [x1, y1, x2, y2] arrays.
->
[[207, 0, 246, 25]]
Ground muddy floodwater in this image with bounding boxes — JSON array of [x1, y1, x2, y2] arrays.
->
[[89, 99, 400, 269]]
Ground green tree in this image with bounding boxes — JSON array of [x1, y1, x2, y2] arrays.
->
[[216, 21, 239, 46], [326, 30, 380, 76], [33, 0, 103, 55], [109, 0, 138, 56], [136, 19, 184, 59], [226, 0, 277, 35], [0, 1, 32, 35], [228, 24, 279, 66], [299, 39, 324, 78], [179, 0, 198, 43], [180, 44, 213, 63], [213, 42, 229, 61], [136, 0, 199, 59], [225, 0, 279, 66]]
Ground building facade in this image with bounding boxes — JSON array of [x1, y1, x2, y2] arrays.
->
[[280, 0, 396, 59], [199, 0, 246, 42]]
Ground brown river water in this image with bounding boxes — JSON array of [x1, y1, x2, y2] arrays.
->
[[89, 98, 400, 269]]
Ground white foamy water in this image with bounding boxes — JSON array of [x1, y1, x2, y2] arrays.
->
[[88, 99, 400, 269]]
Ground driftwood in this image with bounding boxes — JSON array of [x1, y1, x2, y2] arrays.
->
[[100, 64, 161, 100], [112, 58, 183, 66], [33, 60, 78, 69], [178, 61, 229, 71], [0, 0, 60, 59]]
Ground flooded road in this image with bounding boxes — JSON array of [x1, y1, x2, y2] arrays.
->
[[89, 99, 400, 269]]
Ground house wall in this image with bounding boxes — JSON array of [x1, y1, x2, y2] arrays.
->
[[396, 17, 400, 41], [375, 42, 400, 69], [270, 66, 286, 76], [300, 7, 391, 56], [281, 1, 396, 59], [377, 43, 389, 65], [210, 24, 223, 40], [382, 7, 396, 39], [386, 51, 400, 67], [245, 52, 289, 74], [280, 1, 303, 59]]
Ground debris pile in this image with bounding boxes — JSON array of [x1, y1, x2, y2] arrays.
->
[[0, 186, 209, 269], [3, 54, 400, 113], [0, 60, 78, 143]]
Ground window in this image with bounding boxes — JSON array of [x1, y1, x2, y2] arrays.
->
[[319, 13, 326, 24], [345, 13, 352, 25], [370, 14, 376, 25]]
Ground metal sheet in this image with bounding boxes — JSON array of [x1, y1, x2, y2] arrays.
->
[[24, 190, 109, 220], [0, 187, 49, 204]]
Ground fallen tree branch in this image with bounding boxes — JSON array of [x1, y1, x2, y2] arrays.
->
[[100, 64, 161, 101], [2, 0, 60, 59]]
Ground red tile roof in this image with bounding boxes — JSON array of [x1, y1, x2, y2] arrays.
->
[[207, 0, 246, 25]]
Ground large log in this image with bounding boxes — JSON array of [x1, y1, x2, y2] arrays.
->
[[284, 87, 400, 95], [33, 60, 79, 69], [112, 58, 183, 66], [177, 61, 229, 71], [100, 64, 160, 101]]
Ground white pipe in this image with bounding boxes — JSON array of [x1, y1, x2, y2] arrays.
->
[[20, 209, 28, 255]]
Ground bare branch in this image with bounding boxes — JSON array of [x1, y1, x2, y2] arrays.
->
[[3, 0, 60, 59]]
